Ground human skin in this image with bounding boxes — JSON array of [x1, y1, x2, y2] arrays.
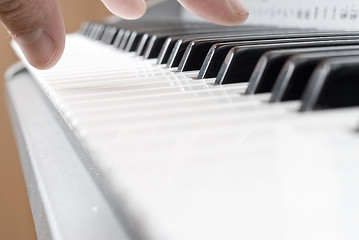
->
[[0, 0, 249, 69]]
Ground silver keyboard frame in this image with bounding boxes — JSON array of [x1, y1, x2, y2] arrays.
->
[[6, 63, 131, 240]]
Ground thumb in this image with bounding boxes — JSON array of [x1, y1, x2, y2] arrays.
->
[[178, 0, 249, 26], [0, 0, 65, 69]]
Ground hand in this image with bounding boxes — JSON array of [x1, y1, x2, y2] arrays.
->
[[0, 0, 249, 69]]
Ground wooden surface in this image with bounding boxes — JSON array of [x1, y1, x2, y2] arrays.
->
[[0, 1, 110, 239]]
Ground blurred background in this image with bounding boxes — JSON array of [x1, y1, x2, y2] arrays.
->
[[0, 1, 110, 239]]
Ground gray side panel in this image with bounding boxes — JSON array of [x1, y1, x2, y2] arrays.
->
[[5, 64, 131, 240]]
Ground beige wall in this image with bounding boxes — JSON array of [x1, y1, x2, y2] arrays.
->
[[0, 1, 110, 239]]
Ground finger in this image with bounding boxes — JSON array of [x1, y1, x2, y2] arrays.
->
[[177, 0, 249, 26], [0, 0, 65, 69], [101, 0, 147, 20]]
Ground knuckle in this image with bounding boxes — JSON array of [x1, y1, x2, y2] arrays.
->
[[0, 0, 37, 34], [0, 0, 21, 14]]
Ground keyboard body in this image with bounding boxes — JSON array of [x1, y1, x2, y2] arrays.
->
[[6, 0, 359, 239]]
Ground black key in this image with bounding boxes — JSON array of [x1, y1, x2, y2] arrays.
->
[[101, 26, 119, 45], [127, 29, 174, 52], [166, 28, 309, 68], [150, 27, 285, 60], [198, 32, 359, 79], [116, 23, 182, 50], [123, 22, 217, 52], [119, 30, 133, 50], [157, 27, 302, 65], [216, 38, 359, 85], [135, 33, 151, 55], [300, 57, 359, 111], [124, 27, 198, 52], [87, 23, 106, 40], [125, 31, 145, 51], [270, 50, 359, 103], [112, 29, 127, 48], [180, 32, 339, 72], [246, 46, 359, 95], [87, 21, 194, 45], [143, 26, 263, 59], [88, 24, 99, 39], [137, 36, 151, 56], [84, 22, 95, 37], [131, 24, 219, 55], [119, 25, 167, 50], [178, 32, 340, 72], [245, 49, 301, 95], [157, 37, 178, 64], [94, 24, 106, 40], [80, 22, 91, 35]]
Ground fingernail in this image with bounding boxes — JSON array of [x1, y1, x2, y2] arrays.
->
[[14, 30, 57, 69], [228, 0, 249, 18]]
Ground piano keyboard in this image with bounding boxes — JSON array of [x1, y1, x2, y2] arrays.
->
[[13, 17, 359, 240]]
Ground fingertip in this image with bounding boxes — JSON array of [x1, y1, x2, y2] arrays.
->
[[14, 29, 65, 70], [0, 0, 66, 69], [221, 11, 249, 26], [178, 0, 249, 26], [227, 0, 249, 25], [101, 0, 147, 20]]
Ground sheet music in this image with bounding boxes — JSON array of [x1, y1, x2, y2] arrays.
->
[[246, 0, 359, 29], [179, 0, 359, 29]]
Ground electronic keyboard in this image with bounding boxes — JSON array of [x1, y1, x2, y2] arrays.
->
[[6, 0, 359, 239]]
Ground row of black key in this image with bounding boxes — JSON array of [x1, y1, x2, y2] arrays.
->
[[81, 21, 359, 112]]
